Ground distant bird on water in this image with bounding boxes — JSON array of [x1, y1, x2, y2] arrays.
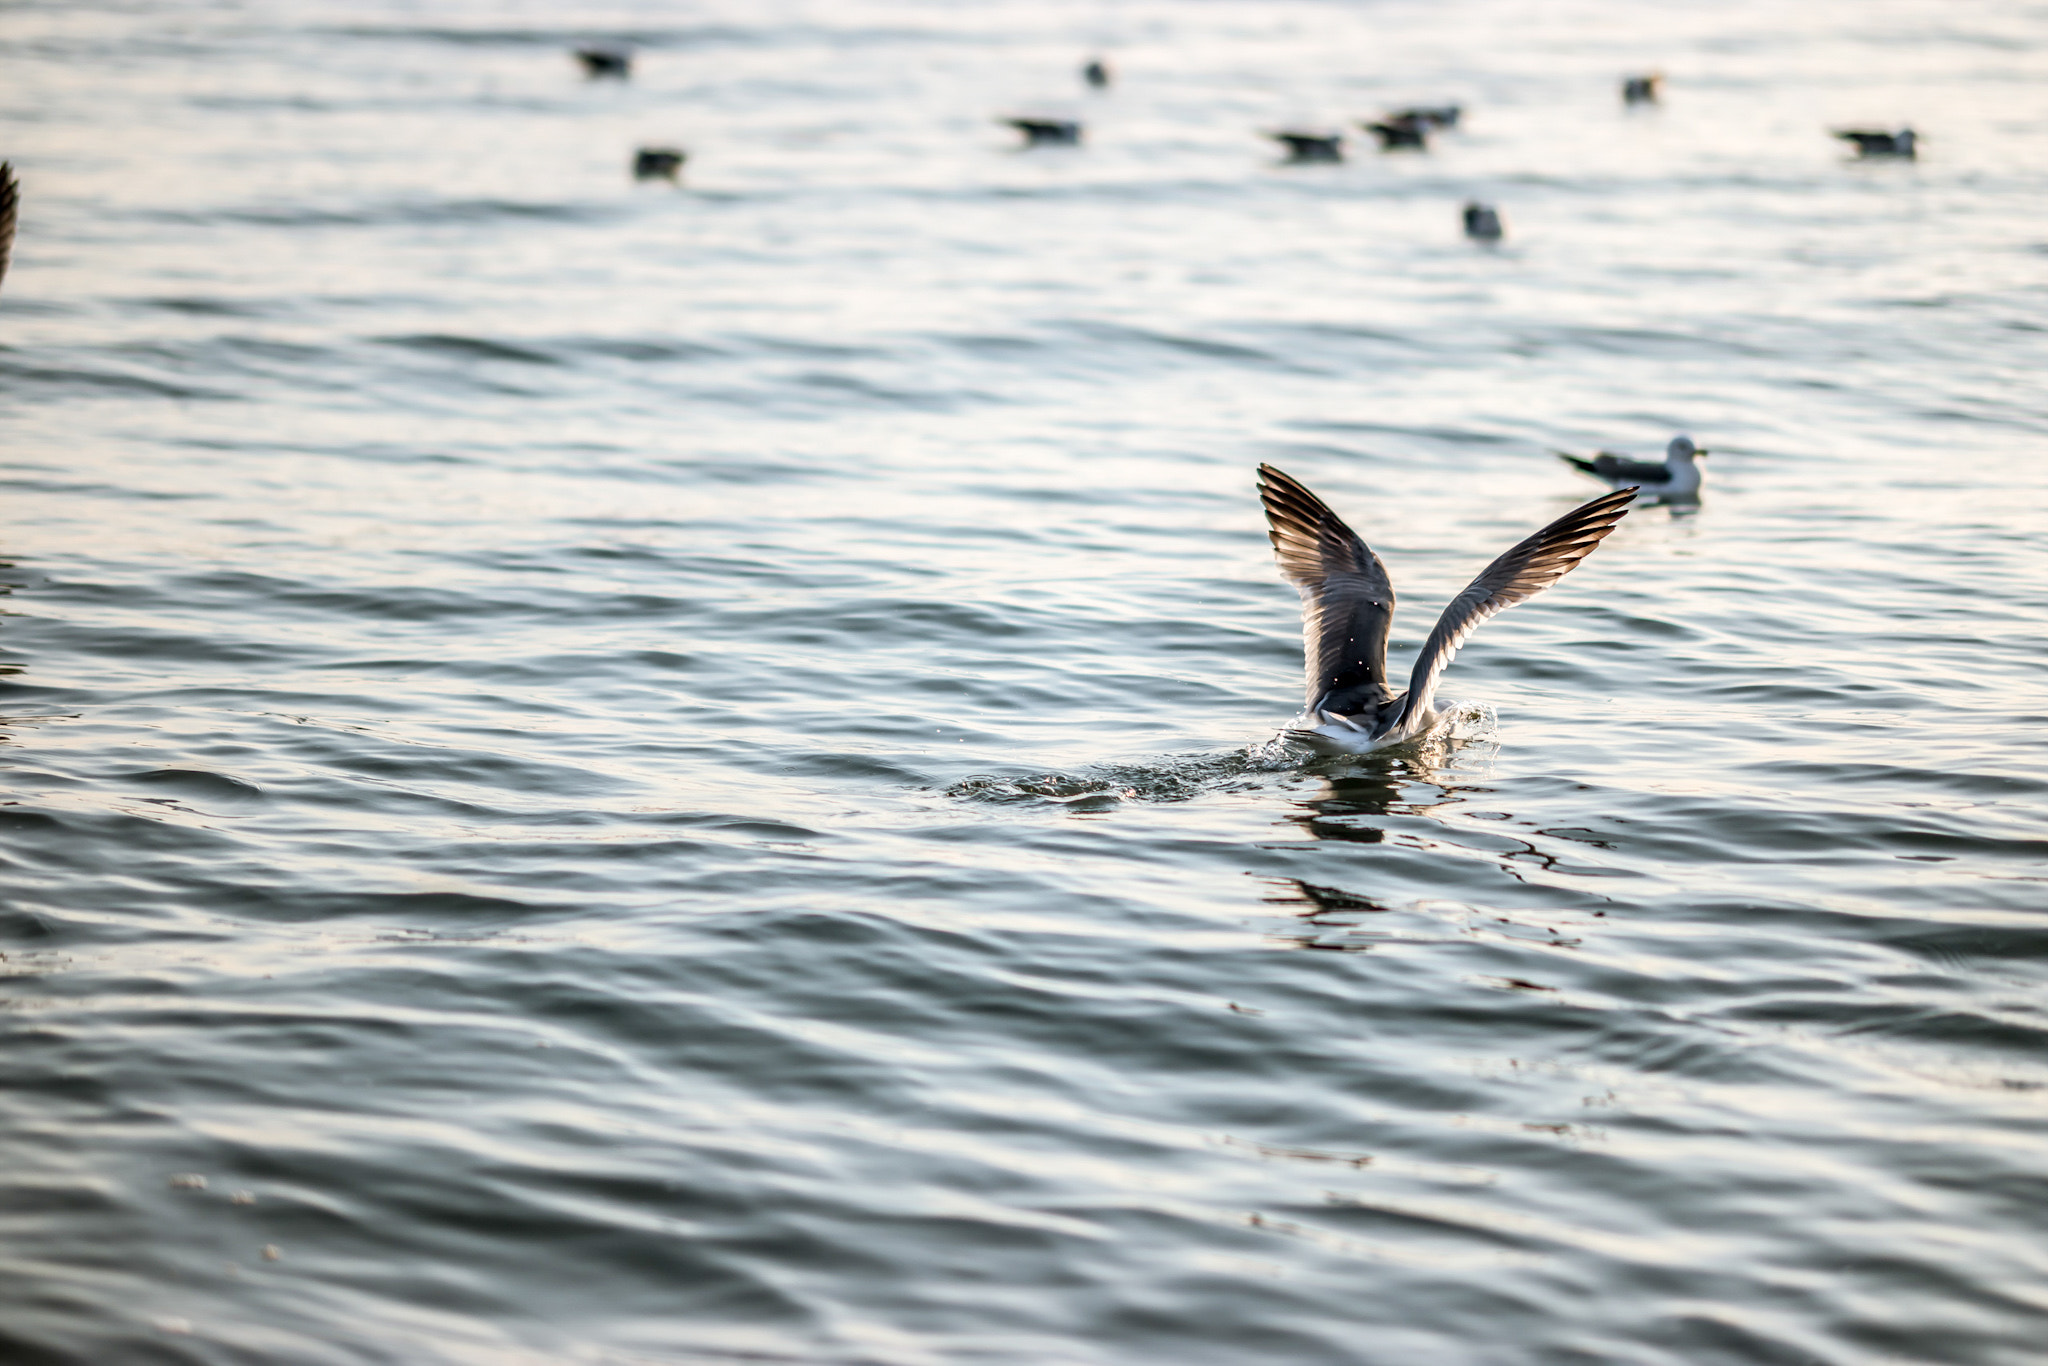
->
[[1083, 58, 1112, 90], [1463, 201, 1503, 243], [1004, 117, 1082, 147], [1622, 74, 1661, 105], [574, 48, 632, 79], [0, 163, 17, 295], [1392, 105, 1461, 130], [1260, 465, 1634, 754], [633, 147, 686, 181], [1362, 114, 1428, 151], [1268, 130, 1345, 163], [1834, 127, 1916, 159], [1555, 435, 1708, 502]]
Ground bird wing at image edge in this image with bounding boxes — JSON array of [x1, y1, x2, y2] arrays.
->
[[0, 163, 17, 292]]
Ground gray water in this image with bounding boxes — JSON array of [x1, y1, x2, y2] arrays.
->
[[4, 1, 2048, 1362]]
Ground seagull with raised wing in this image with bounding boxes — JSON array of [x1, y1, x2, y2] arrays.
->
[[1554, 435, 1707, 502], [1260, 465, 1634, 755]]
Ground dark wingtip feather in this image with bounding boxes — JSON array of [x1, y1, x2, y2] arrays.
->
[[1487, 484, 1636, 600], [1257, 465, 1355, 579]]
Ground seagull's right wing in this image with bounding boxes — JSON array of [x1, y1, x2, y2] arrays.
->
[[1393, 487, 1636, 730], [1259, 464, 1397, 714], [0, 163, 17, 294]]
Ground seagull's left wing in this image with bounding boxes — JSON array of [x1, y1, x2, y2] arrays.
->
[[1393, 487, 1636, 730], [1259, 464, 1397, 714]]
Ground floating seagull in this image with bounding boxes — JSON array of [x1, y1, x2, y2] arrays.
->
[[1083, 58, 1112, 90], [1362, 114, 1428, 151], [1622, 74, 1661, 105], [1260, 466, 1634, 755], [1463, 201, 1503, 243], [633, 147, 686, 181], [1554, 435, 1708, 502], [1393, 104, 1462, 130], [1267, 130, 1345, 163], [1003, 117, 1082, 147], [574, 48, 632, 79], [0, 162, 16, 295], [1834, 127, 1916, 159]]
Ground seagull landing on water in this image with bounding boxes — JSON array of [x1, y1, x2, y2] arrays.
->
[[1554, 435, 1708, 502], [1259, 465, 1634, 755]]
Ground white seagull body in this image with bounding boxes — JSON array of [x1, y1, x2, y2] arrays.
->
[[1260, 465, 1635, 755], [1555, 435, 1707, 503]]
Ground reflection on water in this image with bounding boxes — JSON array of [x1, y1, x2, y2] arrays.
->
[[1281, 769, 1411, 842]]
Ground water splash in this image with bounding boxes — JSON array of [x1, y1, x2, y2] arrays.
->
[[946, 703, 1498, 809], [946, 743, 1302, 808]]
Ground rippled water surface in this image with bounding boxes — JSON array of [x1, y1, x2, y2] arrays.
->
[[5, 1, 2048, 1361]]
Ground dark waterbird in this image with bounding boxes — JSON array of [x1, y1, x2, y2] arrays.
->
[[1555, 435, 1707, 503], [1834, 127, 1917, 159], [1392, 104, 1462, 130], [1622, 74, 1662, 105], [574, 48, 632, 79], [0, 162, 17, 295], [1463, 201, 1503, 243], [1083, 58, 1112, 90], [1267, 131, 1345, 164], [1259, 465, 1635, 754], [632, 147, 686, 182], [1362, 114, 1429, 151], [1003, 117, 1083, 147]]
